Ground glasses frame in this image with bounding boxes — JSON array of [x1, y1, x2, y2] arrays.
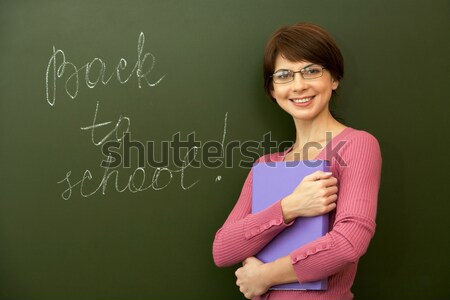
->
[[271, 64, 326, 84]]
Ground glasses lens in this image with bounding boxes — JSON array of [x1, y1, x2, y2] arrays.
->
[[273, 70, 293, 83], [302, 66, 323, 79]]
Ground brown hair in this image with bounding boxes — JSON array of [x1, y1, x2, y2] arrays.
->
[[263, 23, 344, 100]]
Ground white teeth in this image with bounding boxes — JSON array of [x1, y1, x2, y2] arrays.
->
[[292, 97, 312, 103]]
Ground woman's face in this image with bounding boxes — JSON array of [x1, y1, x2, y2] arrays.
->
[[271, 55, 339, 122]]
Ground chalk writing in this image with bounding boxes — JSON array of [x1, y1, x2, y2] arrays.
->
[[80, 101, 130, 146], [56, 102, 232, 199], [57, 147, 200, 200], [45, 32, 165, 106], [47, 32, 230, 200]]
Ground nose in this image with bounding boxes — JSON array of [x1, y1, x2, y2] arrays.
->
[[291, 72, 307, 92]]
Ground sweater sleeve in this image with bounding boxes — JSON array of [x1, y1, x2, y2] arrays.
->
[[212, 155, 293, 267], [289, 131, 382, 283]]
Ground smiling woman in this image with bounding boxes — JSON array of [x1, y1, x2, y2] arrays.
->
[[213, 22, 382, 300], [270, 58, 338, 123]]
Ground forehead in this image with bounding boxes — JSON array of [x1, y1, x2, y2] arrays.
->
[[274, 54, 313, 70]]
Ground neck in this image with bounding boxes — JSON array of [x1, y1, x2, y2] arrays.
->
[[291, 110, 341, 150]]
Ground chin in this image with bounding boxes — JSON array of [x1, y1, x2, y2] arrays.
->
[[282, 106, 329, 122]]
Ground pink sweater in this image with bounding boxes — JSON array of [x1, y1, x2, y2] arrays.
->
[[213, 127, 382, 300]]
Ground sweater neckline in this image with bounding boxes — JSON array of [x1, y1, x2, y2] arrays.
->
[[277, 127, 354, 162]]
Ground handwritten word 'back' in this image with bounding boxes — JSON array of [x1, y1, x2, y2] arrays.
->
[[45, 32, 165, 106]]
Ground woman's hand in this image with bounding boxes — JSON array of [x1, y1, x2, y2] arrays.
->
[[235, 257, 270, 299], [281, 171, 338, 223]]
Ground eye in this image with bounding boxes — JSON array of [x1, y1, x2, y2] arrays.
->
[[273, 70, 291, 80], [303, 67, 321, 75]]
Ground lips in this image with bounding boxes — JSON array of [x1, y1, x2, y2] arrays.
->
[[290, 96, 315, 106]]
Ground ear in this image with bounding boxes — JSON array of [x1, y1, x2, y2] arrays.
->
[[331, 78, 339, 90], [269, 86, 276, 99]]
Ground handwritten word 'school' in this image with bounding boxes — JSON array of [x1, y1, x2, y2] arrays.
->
[[45, 32, 165, 106], [57, 151, 200, 201]]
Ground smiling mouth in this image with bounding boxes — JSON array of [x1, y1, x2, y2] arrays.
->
[[290, 96, 314, 104]]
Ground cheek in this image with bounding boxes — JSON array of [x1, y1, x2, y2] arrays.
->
[[271, 86, 289, 100], [275, 97, 285, 106]]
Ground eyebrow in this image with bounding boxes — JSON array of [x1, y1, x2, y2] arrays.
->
[[274, 63, 316, 73]]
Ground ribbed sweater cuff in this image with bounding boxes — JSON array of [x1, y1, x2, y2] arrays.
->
[[244, 200, 293, 240]]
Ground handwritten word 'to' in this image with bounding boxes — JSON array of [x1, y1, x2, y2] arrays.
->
[[45, 32, 165, 106]]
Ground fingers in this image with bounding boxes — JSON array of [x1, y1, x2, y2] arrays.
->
[[321, 184, 338, 212], [326, 185, 338, 195], [317, 178, 338, 196], [290, 170, 339, 217], [325, 193, 338, 205], [305, 170, 333, 181], [305, 172, 338, 187], [319, 176, 337, 188], [235, 267, 242, 287], [242, 256, 259, 266], [325, 201, 337, 213], [242, 257, 250, 266], [323, 183, 338, 205]]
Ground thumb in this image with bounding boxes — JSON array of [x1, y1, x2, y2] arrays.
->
[[306, 171, 333, 181], [243, 257, 258, 266], [242, 258, 250, 266]]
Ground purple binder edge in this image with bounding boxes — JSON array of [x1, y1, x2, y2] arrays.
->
[[252, 160, 329, 290]]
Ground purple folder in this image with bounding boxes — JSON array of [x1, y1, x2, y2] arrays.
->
[[252, 160, 329, 290]]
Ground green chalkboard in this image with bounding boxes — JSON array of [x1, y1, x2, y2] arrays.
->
[[1, 1, 449, 299]]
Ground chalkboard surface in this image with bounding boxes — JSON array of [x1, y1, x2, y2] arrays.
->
[[1, 1, 449, 299]]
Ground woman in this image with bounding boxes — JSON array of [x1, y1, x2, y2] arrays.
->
[[212, 23, 382, 300]]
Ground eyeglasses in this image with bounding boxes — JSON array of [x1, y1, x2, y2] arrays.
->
[[271, 64, 325, 84]]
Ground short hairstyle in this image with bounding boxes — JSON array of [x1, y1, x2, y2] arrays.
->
[[263, 23, 344, 101]]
